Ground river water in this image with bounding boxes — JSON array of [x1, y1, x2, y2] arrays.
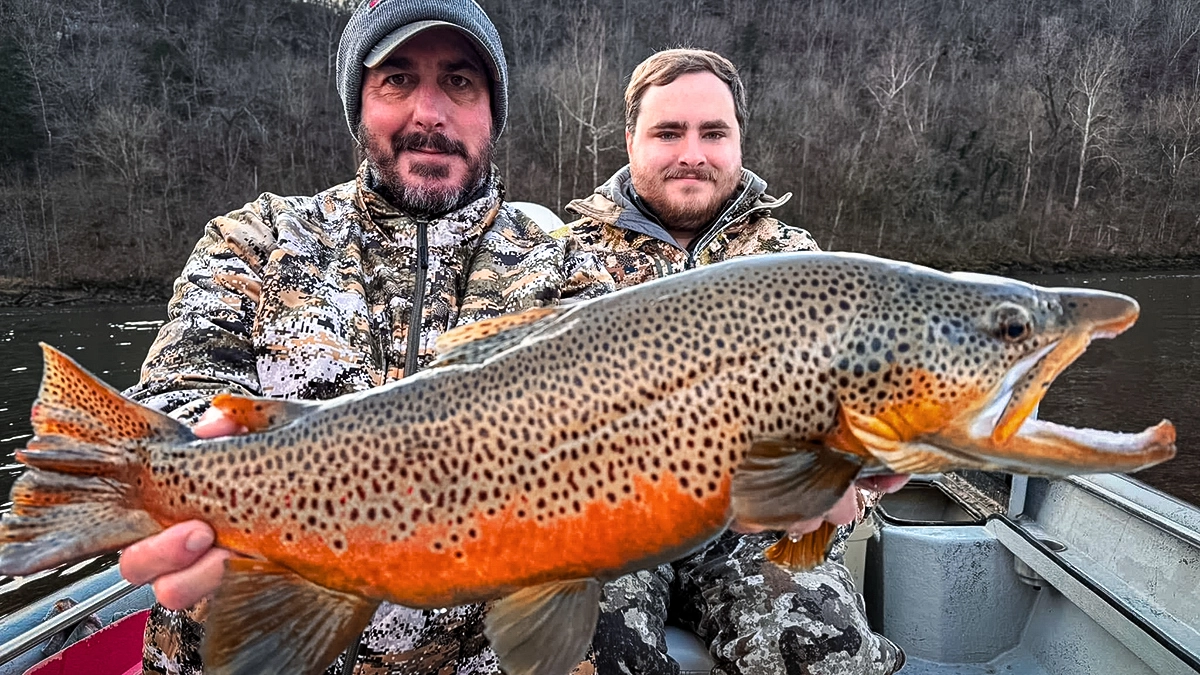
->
[[0, 268, 1197, 617]]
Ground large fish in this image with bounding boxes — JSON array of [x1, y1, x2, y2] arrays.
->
[[0, 252, 1175, 675]]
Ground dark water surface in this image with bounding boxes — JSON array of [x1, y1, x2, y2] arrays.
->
[[0, 269, 1197, 617], [1023, 270, 1199, 509]]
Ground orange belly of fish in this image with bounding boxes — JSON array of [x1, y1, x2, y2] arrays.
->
[[210, 471, 731, 608]]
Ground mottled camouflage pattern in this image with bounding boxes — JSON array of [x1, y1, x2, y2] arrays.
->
[[323, 604, 498, 675], [134, 161, 613, 675], [127, 161, 611, 422], [672, 531, 903, 675], [589, 565, 679, 675], [562, 166, 903, 675]]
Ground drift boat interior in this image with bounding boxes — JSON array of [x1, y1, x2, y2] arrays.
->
[[1, 471, 1197, 675]]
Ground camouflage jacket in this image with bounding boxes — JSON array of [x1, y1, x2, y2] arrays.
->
[[126, 161, 613, 420], [559, 165, 819, 288]]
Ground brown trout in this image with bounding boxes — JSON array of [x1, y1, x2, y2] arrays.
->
[[0, 252, 1175, 675]]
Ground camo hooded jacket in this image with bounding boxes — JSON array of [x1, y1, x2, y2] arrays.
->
[[127, 160, 612, 422], [131, 161, 613, 675], [561, 166, 905, 675], [559, 164, 820, 285]]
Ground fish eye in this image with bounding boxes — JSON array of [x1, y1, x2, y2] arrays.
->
[[991, 303, 1032, 343]]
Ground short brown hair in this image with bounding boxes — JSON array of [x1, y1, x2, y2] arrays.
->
[[624, 49, 747, 134]]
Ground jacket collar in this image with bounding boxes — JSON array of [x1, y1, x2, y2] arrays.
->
[[353, 160, 504, 241], [567, 164, 790, 252]]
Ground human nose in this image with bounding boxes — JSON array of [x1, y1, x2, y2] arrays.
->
[[678, 133, 706, 167], [410, 82, 447, 129]]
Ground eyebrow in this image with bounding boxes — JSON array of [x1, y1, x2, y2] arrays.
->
[[384, 56, 484, 74], [649, 120, 733, 132]]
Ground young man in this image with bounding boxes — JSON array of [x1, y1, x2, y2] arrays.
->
[[562, 49, 907, 675], [117, 1, 613, 673]]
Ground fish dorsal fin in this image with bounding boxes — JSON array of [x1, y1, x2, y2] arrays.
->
[[203, 558, 379, 675], [431, 307, 563, 367], [764, 522, 839, 571], [731, 440, 863, 532], [209, 394, 321, 434], [484, 578, 601, 675]]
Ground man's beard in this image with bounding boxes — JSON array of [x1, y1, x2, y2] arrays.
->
[[359, 124, 493, 217], [631, 165, 741, 236]]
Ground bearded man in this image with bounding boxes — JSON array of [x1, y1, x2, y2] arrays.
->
[[117, 1, 612, 672]]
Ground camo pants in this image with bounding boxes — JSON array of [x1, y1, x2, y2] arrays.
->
[[588, 530, 904, 675], [143, 529, 902, 675]]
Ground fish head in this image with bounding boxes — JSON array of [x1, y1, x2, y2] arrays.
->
[[826, 265, 1175, 477]]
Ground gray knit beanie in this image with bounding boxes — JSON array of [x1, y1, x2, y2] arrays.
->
[[337, 0, 509, 141]]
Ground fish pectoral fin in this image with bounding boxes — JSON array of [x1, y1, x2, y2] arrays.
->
[[431, 307, 565, 367], [209, 394, 321, 434], [484, 578, 601, 675], [731, 440, 863, 531], [871, 442, 962, 475], [764, 522, 839, 571], [203, 558, 380, 675]]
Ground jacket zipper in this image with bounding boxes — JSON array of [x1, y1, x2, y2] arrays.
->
[[404, 219, 428, 377], [685, 180, 755, 269]]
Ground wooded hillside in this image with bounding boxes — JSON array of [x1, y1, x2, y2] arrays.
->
[[2, 0, 1198, 283]]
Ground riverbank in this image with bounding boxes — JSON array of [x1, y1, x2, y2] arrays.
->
[[0, 279, 171, 308], [943, 253, 1200, 276], [3, 253, 1199, 307]]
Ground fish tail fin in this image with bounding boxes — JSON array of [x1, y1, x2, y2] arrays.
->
[[0, 344, 192, 576]]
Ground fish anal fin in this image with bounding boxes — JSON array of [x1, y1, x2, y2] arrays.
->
[[485, 578, 601, 675], [203, 558, 379, 675], [431, 307, 565, 367], [209, 394, 319, 434], [732, 440, 863, 531], [435, 307, 558, 353], [764, 522, 839, 571]]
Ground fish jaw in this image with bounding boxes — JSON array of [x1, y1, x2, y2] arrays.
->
[[842, 287, 1175, 477]]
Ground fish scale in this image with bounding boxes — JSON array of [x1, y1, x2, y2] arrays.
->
[[0, 252, 1176, 675]]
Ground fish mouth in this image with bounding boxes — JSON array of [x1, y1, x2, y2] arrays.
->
[[846, 289, 1176, 476]]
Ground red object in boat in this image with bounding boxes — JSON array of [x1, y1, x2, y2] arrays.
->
[[23, 609, 148, 675]]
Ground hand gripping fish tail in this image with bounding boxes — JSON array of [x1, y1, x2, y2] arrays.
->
[[0, 252, 1179, 675]]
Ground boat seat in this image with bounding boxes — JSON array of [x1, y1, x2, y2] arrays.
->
[[664, 625, 715, 674]]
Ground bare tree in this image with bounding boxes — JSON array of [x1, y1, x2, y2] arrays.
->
[[865, 29, 932, 145], [1145, 90, 1200, 242], [1066, 36, 1126, 218]]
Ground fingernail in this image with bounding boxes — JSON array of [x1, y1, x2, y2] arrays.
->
[[185, 529, 213, 552]]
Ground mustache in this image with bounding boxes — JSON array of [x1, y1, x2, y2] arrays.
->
[[663, 168, 716, 181], [392, 131, 469, 158]]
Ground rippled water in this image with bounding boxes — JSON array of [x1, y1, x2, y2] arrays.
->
[[0, 268, 1197, 618]]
